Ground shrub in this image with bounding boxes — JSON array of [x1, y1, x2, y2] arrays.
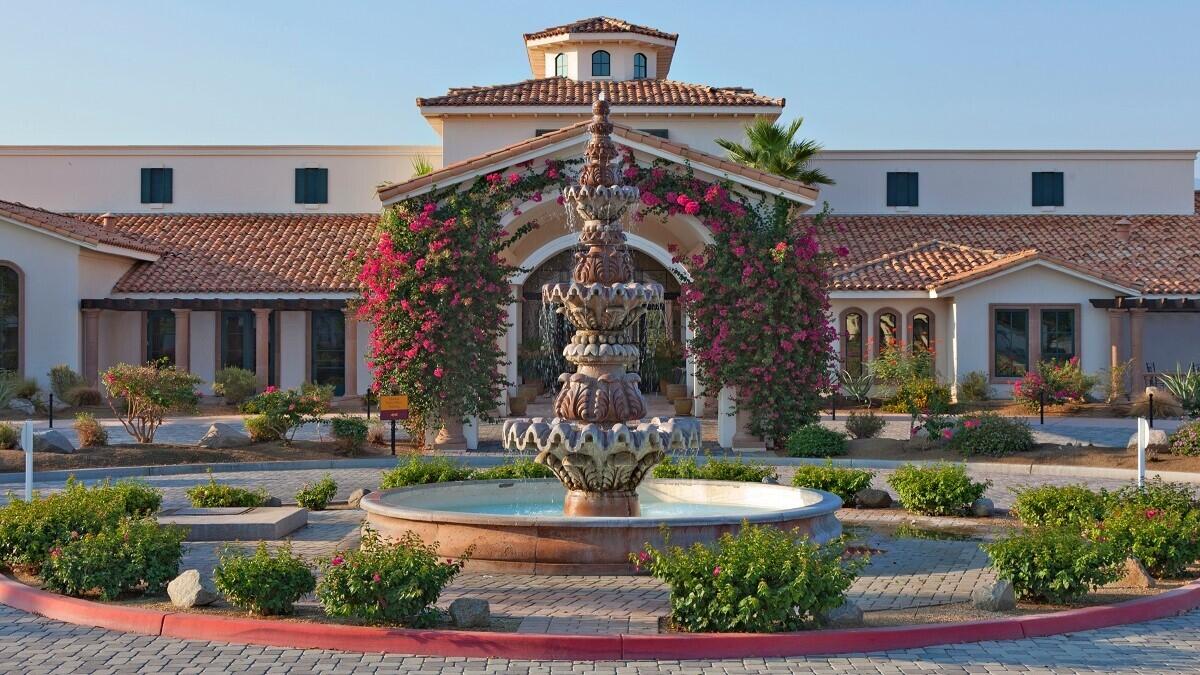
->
[[0, 371, 17, 408], [73, 413, 108, 448], [186, 472, 268, 508], [785, 425, 847, 458], [984, 526, 1123, 603], [366, 421, 387, 445], [329, 415, 369, 455], [1011, 484, 1109, 528], [888, 377, 952, 418], [65, 386, 102, 407], [652, 456, 777, 483], [791, 461, 874, 505], [1089, 504, 1200, 578], [295, 475, 337, 511], [632, 524, 861, 632], [213, 542, 315, 616], [40, 518, 185, 600], [838, 368, 874, 407], [471, 457, 555, 480], [0, 422, 18, 449], [213, 367, 257, 405], [1128, 389, 1184, 419], [887, 463, 990, 516], [1013, 357, 1099, 412], [317, 528, 467, 626], [1110, 478, 1198, 513], [101, 362, 201, 443], [242, 414, 279, 442], [957, 371, 990, 402], [240, 386, 329, 445], [1159, 365, 1200, 418], [947, 413, 1034, 456], [844, 411, 885, 439], [871, 342, 934, 387], [379, 456, 472, 489], [1170, 421, 1200, 456], [48, 364, 85, 404], [11, 376, 39, 401]]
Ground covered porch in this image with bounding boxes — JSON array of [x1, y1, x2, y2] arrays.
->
[[1095, 297, 1200, 392]]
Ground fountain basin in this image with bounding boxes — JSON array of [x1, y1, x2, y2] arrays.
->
[[360, 478, 842, 575]]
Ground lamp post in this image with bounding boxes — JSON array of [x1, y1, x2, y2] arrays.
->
[[1146, 386, 1157, 429]]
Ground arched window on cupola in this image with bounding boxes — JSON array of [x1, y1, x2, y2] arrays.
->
[[633, 53, 647, 79], [554, 52, 567, 77], [591, 50, 610, 77]]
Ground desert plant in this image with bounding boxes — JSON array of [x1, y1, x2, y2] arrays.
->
[[295, 475, 338, 511], [957, 371, 990, 403], [844, 410, 885, 439], [379, 456, 473, 489], [40, 517, 186, 600], [838, 368, 874, 407], [214, 542, 315, 616], [1128, 389, 1184, 419], [186, 472, 268, 508], [240, 385, 329, 445], [213, 367, 257, 405], [887, 463, 990, 516], [242, 414, 278, 442], [410, 155, 435, 177], [652, 456, 777, 483], [366, 420, 387, 445], [48, 364, 85, 404], [1158, 365, 1200, 417], [470, 457, 555, 480], [0, 370, 17, 408], [947, 413, 1034, 456], [1010, 484, 1110, 528], [0, 422, 18, 449], [785, 424, 847, 457], [72, 412, 108, 448], [984, 526, 1123, 603], [65, 386, 102, 406], [101, 362, 201, 443], [10, 376, 39, 402], [791, 461, 875, 505], [329, 415, 369, 455], [1170, 420, 1200, 456]]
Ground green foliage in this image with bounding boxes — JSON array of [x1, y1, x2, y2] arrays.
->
[[790, 461, 874, 505], [947, 413, 1034, 456], [73, 412, 108, 448], [957, 371, 990, 402], [1089, 504, 1200, 578], [329, 415, 369, 455], [1170, 420, 1200, 456], [1159, 365, 1200, 417], [40, 517, 185, 599], [0, 371, 17, 408], [0, 422, 18, 450], [715, 117, 833, 186], [240, 386, 330, 445], [101, 362, 201, 443], [887, 463, 990, 516], [410, 155, 435, 177], [317, 528, 467, 626], [888, 377, 952, 418], [10, 376, 39, 401], [844, 411, 885, 439], [48, 364, 85, 404], [214, 542, 315, 616], [379, 456, 473, 489], [242, 414, 279, 442], [1012, 357, 1099, 411], [470, 457, 554, 480], [652, 456, 778, 483], [186, 472, 268, 508], [871, 341, 934, 388], [838, 368, 874, 407], [213, 367, 257, 405], [65, 386, 102, 407], [295, 475, 337, 511], [1110, 478, 1198, 513], [633, 524, 860, 633], [785, 424, 847, 458], [1011, 484, 1110, 528], [985, 526, 1123, 603]]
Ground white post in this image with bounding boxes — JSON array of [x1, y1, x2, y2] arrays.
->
[[21, 420, 33, 502], [1136, 417, 1149, 488]]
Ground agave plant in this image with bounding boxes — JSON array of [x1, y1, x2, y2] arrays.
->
[[839, 368, 875, 408], [1158, 365, 1200, 417]]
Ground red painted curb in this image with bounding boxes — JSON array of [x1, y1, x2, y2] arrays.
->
[[3, 574, 1200, 659]]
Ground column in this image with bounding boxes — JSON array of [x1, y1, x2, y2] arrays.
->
[[252, 308, 271, 391], [1107, 309, 1124, 397], [172, 309, 191, 372], [81, 309, 101, 386], [342, 307, 358, 397], [1130, 308, 1147, 392]]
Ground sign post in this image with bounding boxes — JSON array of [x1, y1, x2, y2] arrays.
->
[[21, 420, 33, 502], [1136, 416, 1149, 489], [378, 395, 410, 457]]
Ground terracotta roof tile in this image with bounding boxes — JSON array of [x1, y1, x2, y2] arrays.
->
[[417, 78, 782, 107], [833, 241, 1009, 290], [524, 17, 677, 42], [0, 199, 161, 255]]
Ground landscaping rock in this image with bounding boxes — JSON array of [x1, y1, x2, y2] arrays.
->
[[971, 497, 995, 517], [167, 569, 218, 608], [972, 579, 1016, 611], [347, 488, 372, 509], [262, 496, 282, 507], [8, 399, 35, 415], [820, 599, 863, 628], [1109, 557, 1156, 589], [33, 430, 75, 454], [854, 488, 892, 509], [50, 396, 70, 413], [449, 598, 490, 628], [761, 476, 779, 485], [1127, 429, 1169, 454], [196, 423, 251, 449]]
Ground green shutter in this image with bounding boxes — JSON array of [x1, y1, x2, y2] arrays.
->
[[140, 168, 152, 203], [907, 173, 918, 206], [1052, 172, 1064, 206], [886, 173, 898, 206], [161, 168, 172, 204], [295, 168, 305, 203], [315, 168, 328, 203]]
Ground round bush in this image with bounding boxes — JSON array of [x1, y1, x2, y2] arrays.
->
[[214, 542, 315, 616], [1090, 503, 1200, 578], [785, 425, 847, 458], [947, 413, 1034, 456], [0, 422, 18, 450], [213, 367, 257, 405], [791, 462, 874, 505], [887, 463, 990, 516], [41, 518, 185, 600], [65, 385, 103, 407], [844, 411, 885, 439], [295, 475, 337, 511], [1011, 484, 1109, 528], [329, 415, 369, 454], [1170, 421, 1200, 456], [984, 526, 1123, 603], [73, 412, 108, 448]]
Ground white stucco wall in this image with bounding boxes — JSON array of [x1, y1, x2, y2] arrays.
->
[[190, 311, 217, 394], [540, 43, 659, 81], [827, 298, 951, 387], [78, 251, 137, 299], [1143, 313, 1200, 373], [278, 311, 307, 390], [97, 310, 141, 375]]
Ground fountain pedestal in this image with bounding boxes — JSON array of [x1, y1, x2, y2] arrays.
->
[[564, 489, 639, 517]]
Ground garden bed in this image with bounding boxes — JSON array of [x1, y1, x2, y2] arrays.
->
[[0, 439, 399, 472], [833, 438, 1200, 472]]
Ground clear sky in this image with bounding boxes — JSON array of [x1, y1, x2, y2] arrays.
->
[[2, 1, 1197, 178]]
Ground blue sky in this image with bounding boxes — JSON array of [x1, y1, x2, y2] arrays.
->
[[2, 1, 1197, 179]]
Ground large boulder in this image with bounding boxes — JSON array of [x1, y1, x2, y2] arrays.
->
[[449, 598, 490, 628], [972, 579, 1016, 611], [820, 599, 863, 628], [854, 488, 893, 509], [971, 497, 995, 518], [1109, 557, 1156, 589], [1127, 429, 1170, 456], [8, 399, 35, 415], [197, 423, 251, 449], [33, 430, 75, 454], [167, 569, 218, 608], [347, 488, 372, 509]]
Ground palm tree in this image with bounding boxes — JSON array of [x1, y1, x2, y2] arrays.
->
[[716, 117, 833, 187]]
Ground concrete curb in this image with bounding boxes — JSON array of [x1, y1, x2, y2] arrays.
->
[[2, 574, 1198, 659]]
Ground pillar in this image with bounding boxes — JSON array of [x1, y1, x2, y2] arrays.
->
[[434, 412, 468, 452], [81, 308, 101, 386], [1107, 309, 1124, 396], [252, 308, 271, 391], [342, 307, 358, 396], [172, 309, 191, 372], [1130, 308, 1147, 391], [717, 385, 766, 452]]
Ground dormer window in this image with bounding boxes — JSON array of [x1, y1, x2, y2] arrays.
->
[[554, 53, 567, 77], [633, 53, 647, 79], [591, 50, 610, 77]]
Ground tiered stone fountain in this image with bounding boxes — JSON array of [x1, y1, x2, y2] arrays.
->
[[500, 96, 701, 516]]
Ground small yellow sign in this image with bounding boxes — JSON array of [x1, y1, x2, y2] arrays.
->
[[379, 395, 409, 421]]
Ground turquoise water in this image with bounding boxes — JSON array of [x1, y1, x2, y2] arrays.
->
[[432, 500, 776, 518]]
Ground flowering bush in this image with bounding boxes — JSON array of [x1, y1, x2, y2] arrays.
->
[[947, 413, 1034, 456], [652, 456, 778, 483], [214, 542, 315, 616], [791, 461, 875, 505], [101, 361, 201, 443], [317, 528, 468, 626], [1087, 504, 1200, 578], [887, 463, 990, 516], [1010, 484, 1110, 528], [240, 385, 330, 445], [631, 524, 860, 632], [1170, 420, 1200, 456], [1012, 357, 1098, 411], [984, 526, 1123, 603], [40, 518, 185, 600]]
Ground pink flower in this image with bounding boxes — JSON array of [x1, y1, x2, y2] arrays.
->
[[963, 418, 981, 430], [264, 385, 278, 393], [485, 172, 501, 184], [49, 547, 62, 559], [372, 573, 382, 583], [331, 555, 344, 567], [546, 167, 559, 179], [507, 173, 520, 185], [835, 246, 850, 257], [683, 200, 700, 215], [712, 565, 721, 577], [941, 428, 954, 440], [433, 366, 445, 378], [1146, 509, 1159, 519]]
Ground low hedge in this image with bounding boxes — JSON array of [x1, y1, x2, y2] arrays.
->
[[791, 462, 875, 505], [887, 463, 990, 516], [785, 425, 847, 458], [652, 456, 777, 483]]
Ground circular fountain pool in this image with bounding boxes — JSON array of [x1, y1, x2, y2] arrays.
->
[[360, 478, 843, 575]]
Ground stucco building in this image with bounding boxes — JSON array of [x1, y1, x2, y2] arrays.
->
[[1, 16, 1198, 419]]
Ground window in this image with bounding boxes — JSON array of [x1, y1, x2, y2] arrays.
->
[[877, 311, 898, 352], [220, 311, 255, 371], [140, 168, 173, 204], [591, 50, 610, 76], [910, 311, 932, 351], [311, 310, 345, 396], [842, 311, 864, 377], [145, 310, 175, 366], [554, 53, 567, 77], [993, 308, 1029, 378], [1040, 309, 1076, 362], [295, 168, 328, 204], [1032, 171, 1064, 207], [633, 52, 647, 79], [886, 172, 918, 207], [638, 129, 669, 139], [0, 264, 18, 372]]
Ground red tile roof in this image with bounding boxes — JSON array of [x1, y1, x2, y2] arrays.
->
[[417, 78, 782, 108], [0, 199, 161, 255], [524, 17, 677, 42], [832, 241, 1010, 291]]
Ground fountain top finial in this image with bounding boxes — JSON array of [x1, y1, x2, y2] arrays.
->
[[578, 95, 618, 189]]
